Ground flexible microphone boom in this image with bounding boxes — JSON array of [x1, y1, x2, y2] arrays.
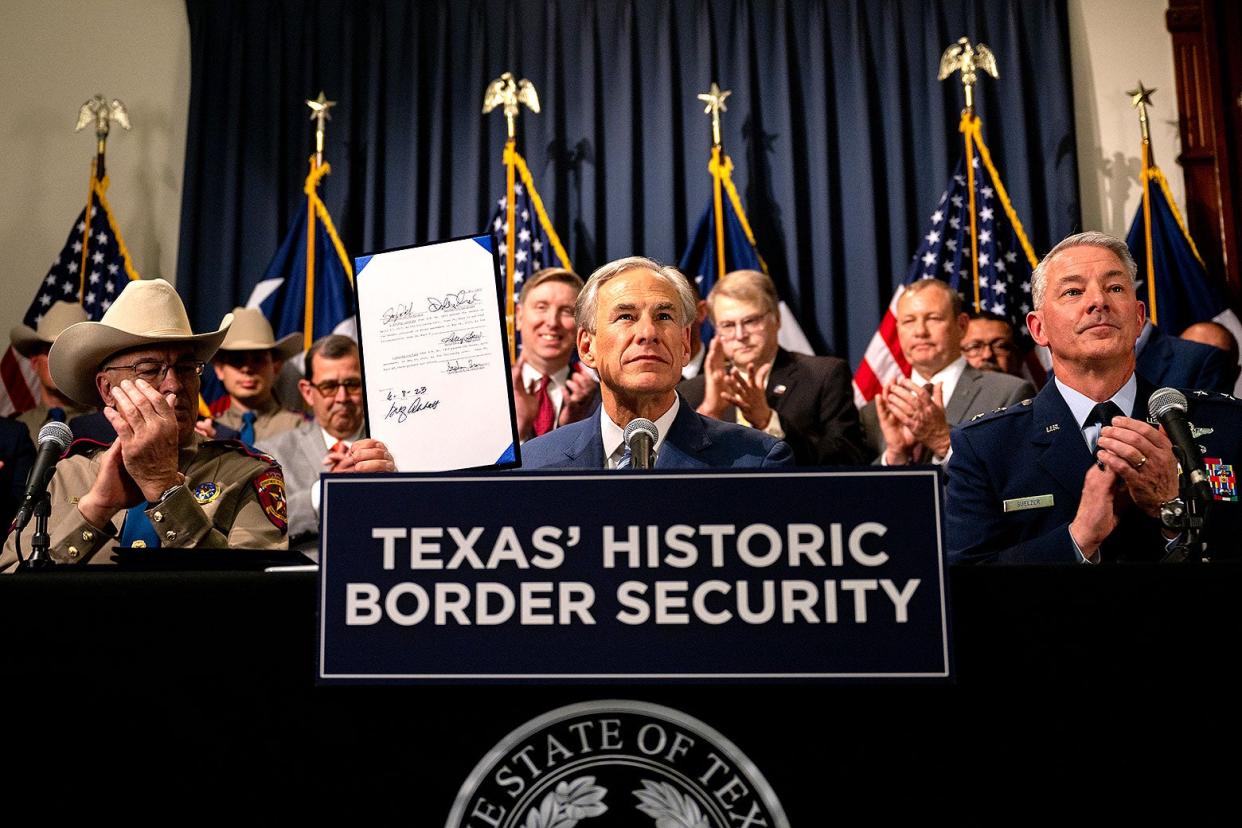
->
[[1147, 387, 1212, 501], [12, 420, 74, 532], [622, 418, 658, 470]]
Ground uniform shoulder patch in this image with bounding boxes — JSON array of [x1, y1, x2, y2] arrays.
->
[[252, 467, 288, 533]]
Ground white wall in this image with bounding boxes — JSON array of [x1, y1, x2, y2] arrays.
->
[[0, 0, 1182, 339], [1069, 0, 1184, 238], [0, 0, 188, 338]]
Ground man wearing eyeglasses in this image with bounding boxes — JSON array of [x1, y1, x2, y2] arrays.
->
[[680, 269, 866, 466], [1, 279, 290, 571], [256, 334, 395, 556], [962, 311, 1023, 376]]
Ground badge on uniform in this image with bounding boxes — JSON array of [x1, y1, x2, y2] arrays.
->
[[1204, 457, 1237, 502], [193, 482, 220, 505], [253, 470, 288, 532], [1003, 494, 1055, 512]]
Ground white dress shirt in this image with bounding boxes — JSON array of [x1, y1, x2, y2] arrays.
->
[[601, 396, 681, 469]]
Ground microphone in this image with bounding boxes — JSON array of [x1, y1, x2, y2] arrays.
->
[[622, 417, 658, 470], [13, 421, 73, 532], [1147, 388, 1212, 501]]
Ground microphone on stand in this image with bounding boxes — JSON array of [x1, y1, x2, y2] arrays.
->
[[622, 418, 658, 470], [1147, 388, 1212, 502], [13, 421, 73, 532]]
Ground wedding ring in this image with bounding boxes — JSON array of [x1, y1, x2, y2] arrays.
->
[[1134, 455, 1147, 470]]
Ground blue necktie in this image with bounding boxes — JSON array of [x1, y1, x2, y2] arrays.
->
[[48, 407, 65, 422], [240, 411, 257, 446], [120, 503, 160, 548], [616, 444, 633, 470]]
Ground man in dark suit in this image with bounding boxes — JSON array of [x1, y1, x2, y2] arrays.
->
[[947, 231, 1242, 564], [521, 257, 794, 470], [860, 279, 1034, 465], [1136, 319, 1232, 394], [679, 269, 865, 466]]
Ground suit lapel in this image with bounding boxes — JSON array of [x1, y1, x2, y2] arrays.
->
[[655, 399, 710, 468], [945, 367, 982, 424], [563, 408, 607, 468], [301, 426, 328, 480], [1033, 382, 1094, 497], [766, 348, 798, 414]]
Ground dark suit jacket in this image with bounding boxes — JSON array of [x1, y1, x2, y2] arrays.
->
[[946, 376, 1242, 564], [860, 365, 1036, 460], [678, 348, 866, 466], [519, 396, 795, 470], [1136, 323, 1232, 394], [0, 418, 36, 538]]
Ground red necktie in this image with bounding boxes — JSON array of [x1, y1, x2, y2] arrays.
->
[[330, 440, 345, 455], [533, 376, 555, 436]]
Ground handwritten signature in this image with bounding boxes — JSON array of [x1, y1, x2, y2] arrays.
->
[[427, 289, 482, 312], [445, 359, 486, 374], [441, 329, 483, 346], [380, 301, 417, 326], [385, 395, 440, 423]]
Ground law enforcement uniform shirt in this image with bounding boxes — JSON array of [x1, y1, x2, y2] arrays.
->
[[0, 434, 288, 571]]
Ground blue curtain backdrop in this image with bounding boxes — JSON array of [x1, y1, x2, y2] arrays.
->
[[177, 0, 1079, 365]]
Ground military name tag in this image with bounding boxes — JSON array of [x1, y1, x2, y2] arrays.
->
[[1003, 494, 1054, 512]]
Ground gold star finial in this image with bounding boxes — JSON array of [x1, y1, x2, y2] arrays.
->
[[697, 82, 731, 146], [1127, 81, 1156, 109], [306, 91, 337, 165]]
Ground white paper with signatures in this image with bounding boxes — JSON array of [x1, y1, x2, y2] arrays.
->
[[354, 236, 517, 470]]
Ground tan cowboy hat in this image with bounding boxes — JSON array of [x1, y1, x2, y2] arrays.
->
[[49, 278, 233, 406], [215, 307, 301, 360], [9, 301, 89, 357]]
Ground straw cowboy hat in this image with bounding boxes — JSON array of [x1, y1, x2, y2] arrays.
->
[[49, 278, 233, 406], [215, 307, 301, 360], [9, 301, 89, 358]]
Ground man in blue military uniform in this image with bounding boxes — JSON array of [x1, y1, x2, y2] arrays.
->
[[947, 232, 1241, 564]]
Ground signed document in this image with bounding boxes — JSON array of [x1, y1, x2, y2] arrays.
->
[[354, 235, 518, 471]]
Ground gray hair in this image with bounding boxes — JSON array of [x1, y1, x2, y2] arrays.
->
[[707, 269, 779, 320], [1031, 231, 1138, 310], [575, 256, 698, 334]]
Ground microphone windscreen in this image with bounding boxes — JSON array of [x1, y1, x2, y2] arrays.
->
[[623, 417, 659, 449], [1148, 387, 1188, 420], [36, 420, 73, 452]]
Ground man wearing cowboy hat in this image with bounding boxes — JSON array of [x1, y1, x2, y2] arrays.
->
[[0, 279, 363, 570], [202, 307, 305, 446], [9, 300, 96, 442]]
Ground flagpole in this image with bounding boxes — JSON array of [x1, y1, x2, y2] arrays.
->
[[939, 38, 998, 313], [484, 72, 542, 362], [304, 92, 337, 352], [1128, 81, 1159, 325], [697, 83, 732, 281]]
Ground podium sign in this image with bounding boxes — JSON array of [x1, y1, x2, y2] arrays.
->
[[318, 469, 950, 682]]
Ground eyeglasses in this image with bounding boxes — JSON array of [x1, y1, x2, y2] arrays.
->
[[716, 314, 770, 340], [962, 339, 1017, 356], [310, 378, 363, 397], [102, 360, 205, 384]]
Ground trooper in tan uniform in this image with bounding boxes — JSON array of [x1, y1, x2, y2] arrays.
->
[[201, 307, 305, 445], [0, 279, 334, 571], [9, 301, 95, 441]]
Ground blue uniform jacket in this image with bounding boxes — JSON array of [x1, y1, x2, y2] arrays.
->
[[947, 377, 1242, 564]]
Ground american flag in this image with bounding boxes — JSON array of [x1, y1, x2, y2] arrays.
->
[[489, 176, 566, 291], [853, 150, 1039, 406], [0, 180, 137, 415]]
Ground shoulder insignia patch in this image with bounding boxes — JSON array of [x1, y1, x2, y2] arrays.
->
[[193, 482, 220, 505], [253, 469, 288, 532]]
